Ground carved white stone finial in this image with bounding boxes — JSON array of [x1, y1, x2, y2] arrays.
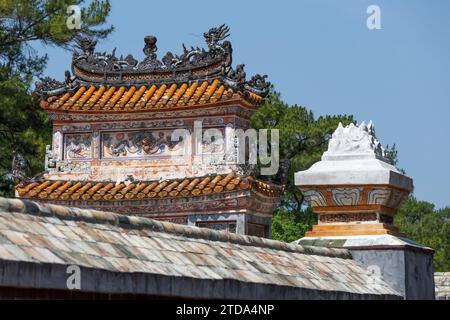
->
[[323, 121, 387, 161], [294, 120, 414, 239]]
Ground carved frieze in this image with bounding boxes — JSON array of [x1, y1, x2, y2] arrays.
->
[[196, 221, 237, 233], [319, 212, 378, 224], [299, 185, 410, 214], [49, 105, 255, 122], [368, 188, 392, 205], [64, 133, 92, 160], [330, 188, 362, 206], [318, 212, 394, 225], [387, 189, 407, 208], [101, 130, 185, 159], [302, 190, 327, 207], [150, 216, 188, 225], [99, 120, 184, 130]]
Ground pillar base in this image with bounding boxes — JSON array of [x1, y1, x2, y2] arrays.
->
[[305, 223, 406, 238], [296, 234, 435, 300]]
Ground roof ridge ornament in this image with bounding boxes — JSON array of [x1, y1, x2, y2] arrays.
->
[[138, 35, 162, 70], [35, 25, 270, 99], [322, 121, 388, 161], [71, 25, 233, 74], [35, 70, 80, 99]]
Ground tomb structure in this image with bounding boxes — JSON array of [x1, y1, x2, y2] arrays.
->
[[16, 25, 282, 238]]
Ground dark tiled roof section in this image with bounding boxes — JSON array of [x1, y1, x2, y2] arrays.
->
[[40, 80, 263, 112], [16, 174, 284, 201], [0, 197, 400, 298], [0, 197, 344, 259]]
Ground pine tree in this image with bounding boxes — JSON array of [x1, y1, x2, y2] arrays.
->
[[0, 0, 113, 196]]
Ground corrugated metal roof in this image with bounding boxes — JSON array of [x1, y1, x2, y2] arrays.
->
[[0, 197, 400, 299]]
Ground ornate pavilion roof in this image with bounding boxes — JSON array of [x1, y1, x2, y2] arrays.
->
[[35, 25, 270, 109], [23, 25, 282, 227], [39, 79, 263, 112], [16, 173, 283, 202]]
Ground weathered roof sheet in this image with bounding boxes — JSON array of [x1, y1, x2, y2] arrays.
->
[[39, 79, 263, 112], [0, 197, 400, 299], [435, 272, 450, 300], [16, 174, 282, 202]]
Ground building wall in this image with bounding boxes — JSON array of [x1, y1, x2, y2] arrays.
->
[[404, 250, 435, 300], [0, 286, 172, 300], [350, 248, 435, 300], [350, 249, 405, 296], [0, 260, 400, 300], [47, 111, 252, 182]]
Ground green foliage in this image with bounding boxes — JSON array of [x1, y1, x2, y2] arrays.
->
[[256, 90, 449, 272], [271, 207, 316, 242], [0, 0, 113, 79], [384, 144, 399, 167], [395, 196, 450, 271], [0, 66, 52, 196], [0, 0, 113, 195], [384, 144, 406, 174], [251, 90, 353, 241], [0, 0, 113, 47], [251, 91, 353, 211]]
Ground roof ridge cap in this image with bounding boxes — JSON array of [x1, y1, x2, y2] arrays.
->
[[0, 197, 351, 259]]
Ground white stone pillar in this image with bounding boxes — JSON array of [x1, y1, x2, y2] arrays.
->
[[294, 121, 435, 299]]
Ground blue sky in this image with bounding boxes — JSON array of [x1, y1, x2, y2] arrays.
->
[[38, 0, 450, 208]]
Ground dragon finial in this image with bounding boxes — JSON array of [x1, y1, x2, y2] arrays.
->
[[204, 24, 231, 51], [74, 36, 97, 58]]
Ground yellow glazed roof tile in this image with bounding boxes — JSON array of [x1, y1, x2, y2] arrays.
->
[[16, 174, 283, 202], [42, 80, 262, 112]]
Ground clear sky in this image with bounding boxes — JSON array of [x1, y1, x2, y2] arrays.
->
[[38, 0, 450, 208]]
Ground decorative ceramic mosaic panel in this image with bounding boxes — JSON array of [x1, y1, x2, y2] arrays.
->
[[101, 130, 186, 159], [196, 221, 237, 233], [64, 133, 92, 160], [149, 216, 188, 225]]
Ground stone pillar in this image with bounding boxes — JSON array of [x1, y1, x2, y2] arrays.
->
[[295, 121, 435, 299]]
